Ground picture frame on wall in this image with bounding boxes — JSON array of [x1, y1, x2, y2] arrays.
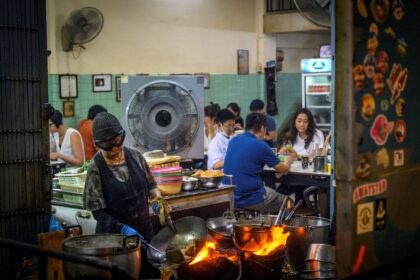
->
[[59, 74, 78, 99], [115, 76, 122, 102], [194, 73, 210, 89], [237, 49, 249, 75], [63, 100, 75, 117], [92, 74, 112, 92]]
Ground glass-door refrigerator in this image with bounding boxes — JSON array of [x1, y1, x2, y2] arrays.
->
[[301, 58, 332, 133]]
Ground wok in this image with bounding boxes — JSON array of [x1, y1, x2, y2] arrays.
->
[[147, 216, 207, 268], [206, 211, 236, 248]]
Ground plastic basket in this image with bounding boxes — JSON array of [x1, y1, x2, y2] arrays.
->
[[59, 183, 84, 194], [55, 171, 86, 188], [62, 192, 83, 204]]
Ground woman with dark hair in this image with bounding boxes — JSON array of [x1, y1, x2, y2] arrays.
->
[[227, 102, 244, 130], [280, 108, 324, 158], [79, 105, 108, 160], [49, 110, 85, 167]]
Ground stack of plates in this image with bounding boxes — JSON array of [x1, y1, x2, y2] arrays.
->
[[151, 166, 183, 195]]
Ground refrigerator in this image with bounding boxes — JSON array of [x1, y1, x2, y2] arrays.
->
[[301, 58, 333, 133]]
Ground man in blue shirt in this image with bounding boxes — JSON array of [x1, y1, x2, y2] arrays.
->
[[207, 109, 236, 170], [224, 113, 295, 212], [249, 99, 277, 148]]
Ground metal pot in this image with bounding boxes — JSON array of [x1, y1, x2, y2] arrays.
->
[[206, 211, 236, 248], [147, 216, 208, 268], [182, 176, 199, 191], [282, 216, 331, 271], [62, 234, 141, 280], [232, 220, 273, 252], [313, 156, 326, 172], [194, 175, 224, 189]]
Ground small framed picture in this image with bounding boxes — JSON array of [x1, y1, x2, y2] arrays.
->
[[92, 74, 112, 92], [194, 73, 210, 89], [237, 49, 249, 75], [59, 74, 78, 99], [320, 44, 332, 58], [115, 76, 122, 102], [63, 100, 75, 117]]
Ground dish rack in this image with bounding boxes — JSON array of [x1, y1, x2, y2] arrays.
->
[[54, 170, 87, 204]]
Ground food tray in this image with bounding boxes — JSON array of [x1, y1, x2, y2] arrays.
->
[[62, 192, 84, 204]]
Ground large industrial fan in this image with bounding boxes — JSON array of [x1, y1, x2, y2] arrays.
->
[[294, 0, 331, 28], [121, 76, 204, 159]]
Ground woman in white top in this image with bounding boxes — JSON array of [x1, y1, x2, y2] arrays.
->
[[49, 110, 85, 167], [280, 108, 324, 157]]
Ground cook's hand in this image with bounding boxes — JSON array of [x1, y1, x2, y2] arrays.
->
[[121, 224, 144, 240], [50, 152, 59, 161]]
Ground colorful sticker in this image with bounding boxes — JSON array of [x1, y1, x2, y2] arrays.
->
[[367, 35, 379, 54], [373, 73, 385, 96], [363, 54, 376, 78], [384, 26, 396, 39], [357, 202, 375, 234], [375, 198, 386, 230], [395, 98, 406, 116], [361, 94, 376, 120], [357, 0, 368, 18], [380, 99, 389, 111], [371, 0, 390, 24], [376, 50, 389, 74], [369, 22, 378, 35], [387, 63, 408, 104], [353, 64, 366, 90], [396, 38, 407, 58], [393, 149, 404, 166], [370, 114, 394, 145], [392, 0, 405, 20], [394, 119, 407, 143], [353, 178, 388, 203], [355, 155, 372, 179], [376, 148, 390, 169]]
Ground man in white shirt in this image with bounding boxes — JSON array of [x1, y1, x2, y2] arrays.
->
[[207, 109, 236, 170]]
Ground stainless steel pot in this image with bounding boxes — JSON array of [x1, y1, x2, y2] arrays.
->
[[282, 216, 331, 271], [182, 176, 199, 191], [62, 234, 140, 280]]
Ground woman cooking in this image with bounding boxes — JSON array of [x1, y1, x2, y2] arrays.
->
[[83, 112, 161, 278]]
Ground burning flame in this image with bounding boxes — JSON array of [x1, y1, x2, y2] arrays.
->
[[189, 241, 238, 265], [252, 226, 290, 256]]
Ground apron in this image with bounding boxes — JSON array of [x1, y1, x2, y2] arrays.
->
[[94, 147, 154, 241]]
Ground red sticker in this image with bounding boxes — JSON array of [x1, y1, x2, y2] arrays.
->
[[353, 64, 366, 90], [394, 119, 407, 143], [353, 179, 388, 204], [370, 114, 394, 145]]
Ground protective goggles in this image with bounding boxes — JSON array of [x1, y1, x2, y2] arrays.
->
[[95, 129, 126, 151]]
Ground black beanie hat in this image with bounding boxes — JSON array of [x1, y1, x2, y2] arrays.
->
[[93, 112, 123, 141]]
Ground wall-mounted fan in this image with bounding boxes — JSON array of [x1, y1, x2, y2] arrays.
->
[[294, 0, 331, 28], [62, 7, 104, 52]]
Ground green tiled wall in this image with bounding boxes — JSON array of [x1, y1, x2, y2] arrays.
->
[[274, 73, 302, 128], [48, 73, 301, 131]]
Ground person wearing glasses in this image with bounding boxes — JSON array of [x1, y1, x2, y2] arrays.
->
[[207, 109, 236, 170], [49, 109, 85, 167], [84, 112, 161, 278]]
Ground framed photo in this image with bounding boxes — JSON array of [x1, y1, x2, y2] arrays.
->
[[115, 76, 122, 102], [194, 73, 210, 89], [59, 74, 78, 99], [237, 49, 249, 75], [63, 100, 75, 117], [92, 74, 112, 92]]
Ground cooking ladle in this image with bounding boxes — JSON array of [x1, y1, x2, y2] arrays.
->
[[284, 200, 303, 222], [274, 195, 289, 225], [141, 239, 185, 265]]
